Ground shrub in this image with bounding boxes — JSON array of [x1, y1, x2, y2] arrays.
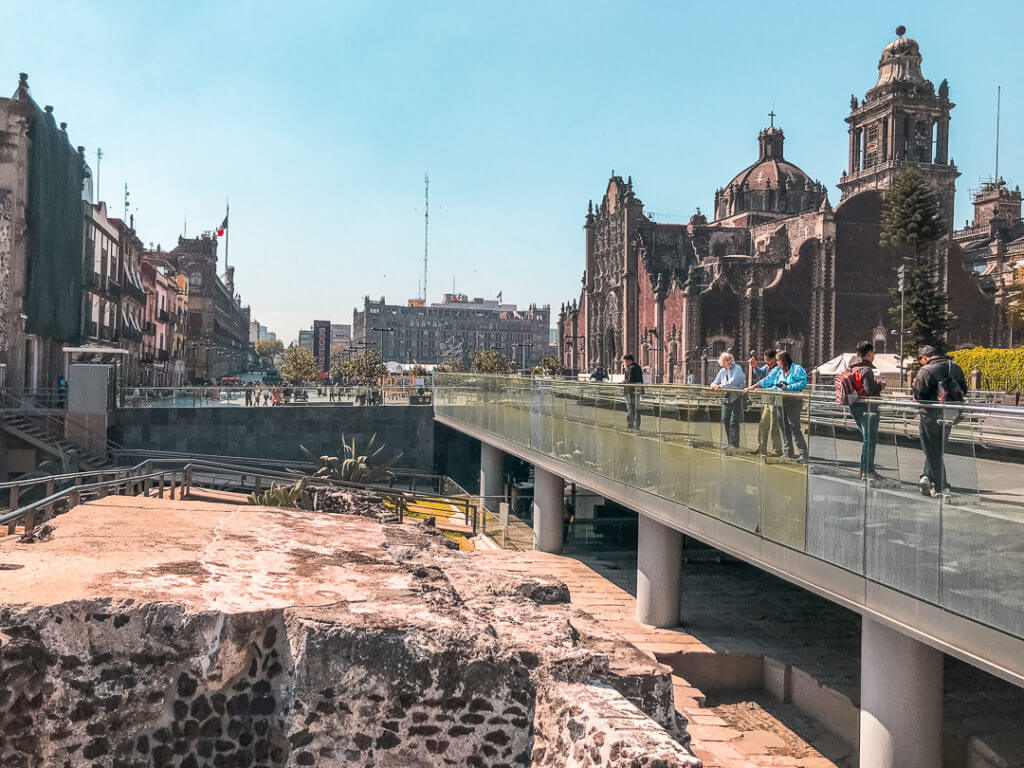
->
[[950, 347, 1024, 392]]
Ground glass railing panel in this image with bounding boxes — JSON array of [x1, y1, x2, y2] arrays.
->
[[633, 389, 662, 495], [759, 392, 808, 549], [938, 405, 1024, 637], [806, 409, 864, 573], [717, 388, 759, 533], [685, 388, 722, 519]]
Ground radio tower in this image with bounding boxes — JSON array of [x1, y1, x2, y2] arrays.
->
[[423, 172, 429, 302]]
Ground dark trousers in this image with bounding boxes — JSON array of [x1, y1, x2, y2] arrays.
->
[[721, 396, 742, 448], [780, 398, 807, 457], [850, 401, 879, 474], [625, 391, 641, 430], [919, 413, 951, 489]]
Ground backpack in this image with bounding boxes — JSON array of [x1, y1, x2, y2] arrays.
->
[[835, 366, 868, 405], [935, 361, 964, 403]]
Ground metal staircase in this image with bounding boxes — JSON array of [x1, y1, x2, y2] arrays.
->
[[0, 412, 110, 470]]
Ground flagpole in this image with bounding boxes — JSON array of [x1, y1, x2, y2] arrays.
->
[[225, 198, 230, 273]]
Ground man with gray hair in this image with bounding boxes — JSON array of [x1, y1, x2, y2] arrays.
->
[[711, 351, 746, 447]]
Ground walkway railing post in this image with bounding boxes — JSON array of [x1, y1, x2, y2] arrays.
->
[[168, 472, 176, 500], [158, 474, 165, 498]]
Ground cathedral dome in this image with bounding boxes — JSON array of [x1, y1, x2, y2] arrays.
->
[[724, 127, 814, 191], [714, 123, 824, 221]]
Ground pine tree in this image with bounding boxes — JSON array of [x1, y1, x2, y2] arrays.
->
[[881, 168, 953, 355]]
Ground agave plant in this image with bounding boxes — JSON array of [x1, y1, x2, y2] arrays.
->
[[296, 433, 404, 486], [247, 477, 319, 510]]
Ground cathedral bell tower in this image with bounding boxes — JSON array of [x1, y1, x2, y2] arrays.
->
[[838, 26, 959, 227]]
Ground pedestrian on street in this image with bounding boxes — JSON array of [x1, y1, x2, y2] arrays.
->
[[711, 351, 746, 448], [774, 351, 808, 461], [837, 341, 886, 479], [622, 354, 644, 430], [912, 345, 967, 497], [245, 385, 253, 407], [744, 349, 783, 456]]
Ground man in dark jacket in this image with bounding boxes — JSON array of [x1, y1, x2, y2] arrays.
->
[[622, 354, 644, 430], [848, 341, 886, 479], [912, 345, 967, 496]]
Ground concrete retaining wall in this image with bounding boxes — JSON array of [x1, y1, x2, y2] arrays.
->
[[111, 406, 436, 470]]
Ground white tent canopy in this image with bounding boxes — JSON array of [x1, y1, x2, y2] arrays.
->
[[814, 353, 912, 378]]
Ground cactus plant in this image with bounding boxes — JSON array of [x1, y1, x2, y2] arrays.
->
[[247, 477, 320, 510], [296, 433, 403, 486]]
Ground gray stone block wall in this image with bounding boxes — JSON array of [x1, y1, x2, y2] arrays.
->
[[111, 406, 435, 470]]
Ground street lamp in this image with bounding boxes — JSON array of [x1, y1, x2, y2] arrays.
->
[[563, 333, 585, 378], [513, 341, 534, 375], [371, 327, 396, 362]]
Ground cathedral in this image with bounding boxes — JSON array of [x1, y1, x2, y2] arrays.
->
[[557, 27, 1005, 381]]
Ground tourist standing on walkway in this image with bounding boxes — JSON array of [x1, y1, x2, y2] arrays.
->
[[711, 352, 746, 448], [773, 351, 808, 461], [840, 341, 886, 479], [912, 345, 967, 497], [590, 364, 608, 382], [744, 349, 783, 455], [622, 354, 644, 430], [245, 385, 253, 407]]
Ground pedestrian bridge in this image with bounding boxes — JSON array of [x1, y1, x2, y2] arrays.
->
[[433, 373, 1024, 683]]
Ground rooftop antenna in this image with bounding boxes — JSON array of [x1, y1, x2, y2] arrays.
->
[[123, 182, 129, 220], [95, 148, 102, 202], [995, 85, 1002, 181], [423, 172, 429, 302]]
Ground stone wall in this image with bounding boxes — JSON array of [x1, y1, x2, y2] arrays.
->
[[0, 497, 700, 767], [110, 405, 435, 471]]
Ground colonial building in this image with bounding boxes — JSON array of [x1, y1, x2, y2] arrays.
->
[[0, 74, 88, 390], [559, 27, 997, 381], [353, 294, 551, 367], [142, 235, 249, 383]]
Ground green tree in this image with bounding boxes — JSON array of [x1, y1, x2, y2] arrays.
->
[[1004, 266, 1024, 337], [881, 168, 953, 354], [280, 344, 319, 383], [340, 349, 386, 379], [471, 349, 517, 374], [253, 338, 284, 370], [329, 343, 351, 379], [435, 357, 466, 373], [532, 354, 566, 377]]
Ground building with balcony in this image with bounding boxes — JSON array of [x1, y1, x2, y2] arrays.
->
[[0, 74, 88, 390], [144, 235, 249, 383], [82, 201, 122, 348]]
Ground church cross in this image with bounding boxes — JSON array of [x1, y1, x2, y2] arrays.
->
[[768, 110, 776, 127]]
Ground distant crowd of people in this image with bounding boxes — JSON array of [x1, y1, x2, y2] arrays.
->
[[583, 341, 967, 497]]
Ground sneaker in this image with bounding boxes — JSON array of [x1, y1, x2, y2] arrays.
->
[[919, 475, 933, 496]]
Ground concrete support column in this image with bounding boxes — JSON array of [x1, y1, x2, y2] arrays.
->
[[479, 442, 503, 513], [532, 466, 564, 553], [636, 515, 683, 627], [859, 617, 943, 768]]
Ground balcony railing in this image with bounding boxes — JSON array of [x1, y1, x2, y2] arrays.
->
[[433, 373, 1024, 643], [157, 349, 169, 362], [143, 322, 157, 336], [125, 282, 146, 304], [157, 308, 170, 323], [85, 320, 98, 338]]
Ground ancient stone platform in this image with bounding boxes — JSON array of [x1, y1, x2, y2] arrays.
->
[[0, 495, 700, 767]]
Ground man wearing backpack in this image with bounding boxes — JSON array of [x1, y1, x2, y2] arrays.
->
[[837, 341, 886, 479], [912, 345, 967, 497]]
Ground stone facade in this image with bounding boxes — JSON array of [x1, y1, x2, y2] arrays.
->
[[354, 295, 551, 367], [559, 28, 999, 381], [144, 235, 250, 383]]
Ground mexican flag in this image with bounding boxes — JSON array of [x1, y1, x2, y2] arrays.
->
[[217, 213, 228, 237]]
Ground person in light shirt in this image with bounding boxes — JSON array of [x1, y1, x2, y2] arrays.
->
[[711, 352, 746, 448]]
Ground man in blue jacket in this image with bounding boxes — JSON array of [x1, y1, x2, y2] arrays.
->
[[772, 350, 808, 461]]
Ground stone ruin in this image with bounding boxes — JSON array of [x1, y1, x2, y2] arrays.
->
[[0, 493, 700, 767]]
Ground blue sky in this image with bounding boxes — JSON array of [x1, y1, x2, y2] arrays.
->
[[2, 1, 1021, 343]]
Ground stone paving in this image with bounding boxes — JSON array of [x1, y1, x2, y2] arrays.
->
[[474, 549, 855, 768], [475, 546, 1024, 768]]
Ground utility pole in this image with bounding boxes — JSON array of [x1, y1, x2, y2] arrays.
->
[[95, 148, 102, 202], [996, 85, 1002, 180], [423, 172, 429, 302], [123, 182, 130, 220], [897, 263, 906, 386]]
